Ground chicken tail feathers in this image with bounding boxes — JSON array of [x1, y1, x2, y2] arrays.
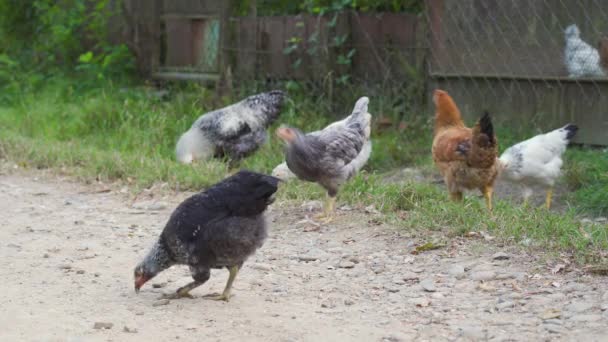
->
[[479, 111, 495, 146], [344, 140, 372, 179], [563, 124, 578, 140], [351, 96, 369, 117]]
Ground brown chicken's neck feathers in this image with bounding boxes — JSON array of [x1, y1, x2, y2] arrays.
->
[[434, 99, 464, 134]]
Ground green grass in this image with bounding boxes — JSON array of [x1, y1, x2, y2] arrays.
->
[[1, 75, 607, 263]]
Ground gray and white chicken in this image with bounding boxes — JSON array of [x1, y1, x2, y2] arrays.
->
[[499, 124, 578, 209], [564, 24, 605, 78], [134, 170, 280, 301], [176, 90, 286, 164], [276, 97, 372, 222], [272, 114, 367, 181]]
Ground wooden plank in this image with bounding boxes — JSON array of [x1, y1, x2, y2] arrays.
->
[[164, 18, 193, 67], [152, 71, 219, 82]]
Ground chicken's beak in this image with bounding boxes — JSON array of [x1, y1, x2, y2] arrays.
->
[[134, 275, 147, 294]]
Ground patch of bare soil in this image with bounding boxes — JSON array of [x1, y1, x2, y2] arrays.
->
[[1, 171, 607, 341]]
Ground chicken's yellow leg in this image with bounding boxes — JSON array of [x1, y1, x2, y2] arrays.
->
[[482, 186, 493, 211], [203, 265, 239, 302], [315, 194, 336, 223], [545, 187, 553, 210]]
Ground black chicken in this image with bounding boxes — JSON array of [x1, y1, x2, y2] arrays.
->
[[134, 170, 280, 301]]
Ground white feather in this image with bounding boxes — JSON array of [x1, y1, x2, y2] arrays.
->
[[564, 24, 605, 77], [175, 128, 214, 164]]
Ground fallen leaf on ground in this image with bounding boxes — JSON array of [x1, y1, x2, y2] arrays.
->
[[411, 242, 446, 254], [540, 308, 561, 320], [584, 264, 608, 275], [551, 264, 566, 274], [477, 282, 496, 292]]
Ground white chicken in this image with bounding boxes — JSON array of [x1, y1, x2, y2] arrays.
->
[[564, 24, 605, 78], [499, 124, 578, 209], [176, 90, 286, 164], [271, 110, 370, 181]]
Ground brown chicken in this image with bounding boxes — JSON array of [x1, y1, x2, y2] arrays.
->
[[431, 89, 499, 210]]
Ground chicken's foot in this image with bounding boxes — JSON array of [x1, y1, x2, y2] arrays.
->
[[159, 282, 200, 299], [314, 195, 336, 223], [203, 265, 239, 302]]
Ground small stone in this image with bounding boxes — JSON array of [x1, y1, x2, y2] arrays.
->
[[298, 248, 327, 262], [152, 299, 170, 307], [93, 322, 113, 330], [320, 299, 336, 309], [543, 319, 562, 326], [545, 325, 563, 334], [251, 263, 273, 272], [459, 326, 485, 340], [495, 301, 515, 310], [152, 283, 167, 289], [393, 277, 406, 285], [448, 264, 465, 279], [431, 292, 444, 299], [492, 252, 510, 260], [76, 270, 85, 274], [595, 217, 607, 223], [147, 202, 167, 211], [569, 314, 602, 322], [563, 283, 589, 293], [565, 302, 595, 313], [135, 311, 144, 316], [132, 201, 167, 211], [123, 326, 138, 333], [410, 297, 430, 307], [470, 271, 496, 281], [601, 303, 608, 311], [540, 309, 562, 320], [338, 261, 355, 269], [344, 298, 355, 306], [59, 264, 72, 270], [420, 278, 436, 292], [386, 287, 400, 293], [43, 253, 49, 258], [402, 272, 419, 281]]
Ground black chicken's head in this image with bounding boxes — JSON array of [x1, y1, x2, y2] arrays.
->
[[133, 261, 158, 293]]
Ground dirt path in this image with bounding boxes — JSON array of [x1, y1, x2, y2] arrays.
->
[[1, 171, 608, 342]]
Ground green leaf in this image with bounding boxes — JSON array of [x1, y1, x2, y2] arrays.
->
[[78, 51, 94, 63], [0, 54, 17, 67], [283, 45, 298, 55]]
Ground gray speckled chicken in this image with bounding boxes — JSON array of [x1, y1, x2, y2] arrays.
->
[[276, 97, 372, 222], [133, 170, 279, 301], [176, 90, 286, 164]]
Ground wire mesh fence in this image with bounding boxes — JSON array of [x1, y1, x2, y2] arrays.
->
[[426, 0, 608, 145], [128, 0, 608, 144]]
